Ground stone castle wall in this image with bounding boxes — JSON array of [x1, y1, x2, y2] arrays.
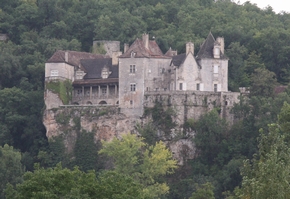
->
[[143, 90, 240, 125]]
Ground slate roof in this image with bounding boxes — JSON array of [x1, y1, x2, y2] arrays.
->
[[47, 50, 109, 67], [119, 38, 170, 58], [73, 78, 118, 86], [170, 53, 186, 67], [196, 32, 227, 60], [80, 58, 118, 79]]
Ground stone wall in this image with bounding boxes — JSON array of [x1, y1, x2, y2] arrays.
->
[[143, 90, 240, 125], [45, 62, 75, 81], [93, 41, 120, 57]]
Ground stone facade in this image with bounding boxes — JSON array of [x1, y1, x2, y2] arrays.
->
[[44, 32, 238, 116]]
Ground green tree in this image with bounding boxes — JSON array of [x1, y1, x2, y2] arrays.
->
[[189, 182, 215, 199], [0, 144, 24, 199], [236, 102, 290, 198], [6, 164, 143, 199], [238, 124, 290, 199], [249, 67, 278, 98], [99, 134, 177, 198], [193, 110, 228, 165]]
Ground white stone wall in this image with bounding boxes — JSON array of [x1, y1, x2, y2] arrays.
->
[[45, 62, 75, 81], [198, 58, 228, 92], [144, 91, 240, 124], [119, 57, 146, 116], [144, 58, 172, 91], [175, 54, 200, 91]]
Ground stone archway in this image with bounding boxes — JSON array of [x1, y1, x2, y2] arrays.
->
[[99, 101, 107, 105]]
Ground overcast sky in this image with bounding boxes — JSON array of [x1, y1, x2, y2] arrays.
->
[[236, 0, 289, 13]]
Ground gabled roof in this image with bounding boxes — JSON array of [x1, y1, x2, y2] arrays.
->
[[196, 32, 227, 60], [170, 53, 186, 67], [119, 38, 170, 58], [80, 58, 118, 79], [47, 50, 109, 67], [165, 47, 177, 57]]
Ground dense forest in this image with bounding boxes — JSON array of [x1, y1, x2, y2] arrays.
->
[[1, 0, 290, 198]]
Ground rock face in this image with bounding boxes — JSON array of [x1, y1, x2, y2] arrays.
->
[[43, 87, 239, 165], [43, 105, 197, 164]]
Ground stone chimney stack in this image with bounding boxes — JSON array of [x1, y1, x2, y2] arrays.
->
[[216, 37, 224, 54], [124, 43, 129, 53], [65, 51, 68, 62], [112, 51, 122, 65], [142, 33, 149, 49], [186, 42, 194, 55]]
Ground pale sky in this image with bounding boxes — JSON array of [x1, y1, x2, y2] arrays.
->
[[236, 0, 289, 13]]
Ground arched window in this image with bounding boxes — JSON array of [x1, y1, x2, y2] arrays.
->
[[99, 101, 107, 105]]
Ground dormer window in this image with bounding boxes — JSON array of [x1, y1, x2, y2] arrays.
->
[[76, 70, 85, 79], [213, 47, 220, 58], [101, 67, 110, 79], [131, 51, 136, 58]]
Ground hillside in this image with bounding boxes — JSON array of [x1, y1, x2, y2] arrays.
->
[[1, 0, 290, 198]]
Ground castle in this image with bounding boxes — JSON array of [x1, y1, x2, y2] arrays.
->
[[45, 32, 239, 119]]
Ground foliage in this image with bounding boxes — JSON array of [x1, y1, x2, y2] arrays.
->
[[5, 164, 143, 199], [0, 144, 24, 199], [99, 134, 177, 198], [74, 131, 100, 171], [237, 124, 290, 199], [46, 79, 72, 104], [193, 109, 228, 165], [136, 122, 159, 146], [2, 0, 290, 198], [145, 100, 177, 137], [249, 67, 278, 98], [189, 182, 215, 199]]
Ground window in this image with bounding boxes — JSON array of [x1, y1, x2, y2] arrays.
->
[[214, 47, 220, 58], [51, 70, 58, 76], [214, 65, 218, 73], [76, 71, 84, 79], [131, 51, 136, 57], [102, 68, 109, 79], [196, 83, 200, 91], [77, 89, 82, 96], [214, 84, 217, 92], [130, 65, 136, 73], [102, 88, 107, 95], [179, 83, 183, 90], [130, 100, 133, 105], [130, 84, 136, 92]]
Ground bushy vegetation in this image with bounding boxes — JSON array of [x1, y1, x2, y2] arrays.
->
[[2, 0, 290, 198]]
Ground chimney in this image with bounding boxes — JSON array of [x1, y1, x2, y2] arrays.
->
[[216, 37, 224, 54], [186, 42, 194, 55], [112, 51, 122, 65], [142, 34, 149, 49], [65, 51, 68, 62], [124, 43, 129, 53]]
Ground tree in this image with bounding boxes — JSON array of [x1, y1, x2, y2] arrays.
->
[[249, 67, 277, 98], [0, 144, 24, 199], [237, 102, 290, 198], [189, 182, 215, 199], [99, 134, 177, 198], [5, 164, 143, 199], [193, 109, 228, 165], [237, 124, 290, 199]]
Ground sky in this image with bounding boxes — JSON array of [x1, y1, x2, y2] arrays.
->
[[236, 0, 289, 13]]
